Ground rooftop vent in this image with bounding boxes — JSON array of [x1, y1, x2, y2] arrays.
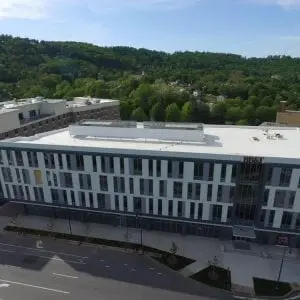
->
[[252, 137, 260, 142]]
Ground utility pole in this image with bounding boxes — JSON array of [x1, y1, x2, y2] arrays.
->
[[68, 210, 72, 235]]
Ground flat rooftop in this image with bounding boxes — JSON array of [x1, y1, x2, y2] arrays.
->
[[4, 122, 300, 160]]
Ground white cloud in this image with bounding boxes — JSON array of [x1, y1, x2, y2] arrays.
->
[[246, 0, 300, 8], [0, 0, 202, 20], [0, 0, 51, 19]]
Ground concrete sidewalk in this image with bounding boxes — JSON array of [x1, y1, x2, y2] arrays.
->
[[2, 213, 300, 293]]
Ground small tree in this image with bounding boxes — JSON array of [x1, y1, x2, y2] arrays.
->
[[208, 256, 220, 280], [46, 218, 55, 239], [167, 241, 178, 267], [10, 214, 21, 227]]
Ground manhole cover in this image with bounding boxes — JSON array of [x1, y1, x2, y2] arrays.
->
[[234, 241, 251, 250], [22, 255, 38, 264]]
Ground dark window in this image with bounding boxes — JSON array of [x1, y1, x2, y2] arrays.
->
[[149, 159, 153, 176], [281, 212, 293, 229], [70, 190, 76, 206], [159, 180, 166, 197], [268, 210, 275, 226], [220, 164, 226, 182], [227, 206, 232, 221], [58, 154, 63, 169], [15, 151, 24, 166], [99, 176, 108, 191], [198, 203, 203, 219], [7, 150, 14, 165], [260, 209, 266, 223], [92, 156, 97, 172], [190, 202, 195, 218], [25, 186, 30, 200], [76, 154, 84, 171], [123, 196, 128, 212], [120, 157, 125, 174], [208, 163, 214, 180], [207, 185, 212, 201], [177, 201, 183, 217], [168, 200, 173, 216], [129, 178, 134, 194], [97, 193, 106, 209], [267, 167, 273, 185], [0, 151, 3, 165], [133, 197, 141, 212], [279, 168, 292, 187], [1, 167, 13, 182], [212, 205, 222, 221], [133, 158, 142, 175], [115, 195, 119, 211], [89, 192, 93, 208], [149, 198, 153, 214], [44, 153, 55, 169], [140, 178, 145, 195], [194, 162, 204, 180], [158, 199, 162, 215], [156, 160, 161, 177], [231, 165, 237, 182], [173, 182, 183, 198], [179, 162, 184, 178], [263, 189, 269, 206], [79, 174, 92, 190], [187, 183, 192, 199], [27, 152, 38, 167]]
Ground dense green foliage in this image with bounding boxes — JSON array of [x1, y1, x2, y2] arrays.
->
[[1, 35, 300, 124]]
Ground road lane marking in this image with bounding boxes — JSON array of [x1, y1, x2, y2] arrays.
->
[[100, 259, 104, 262], [157, 273, 163, 276], [53, 273, 78, 279], [105, 265, 110, 268], [148, 267, 154, 270], [0, 283, 10, 288], [124, 263, 128, 266], [22, 253, 86, 265], [0, 242, 88, 259], [0, 249, 16, 253], [0, 279, 70, 294], [131, 268, 136, 271]]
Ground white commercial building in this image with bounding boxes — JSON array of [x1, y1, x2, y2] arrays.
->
[[0, 121, 300, 246]]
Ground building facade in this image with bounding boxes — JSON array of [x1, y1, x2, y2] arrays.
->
[[0, 97, 120, 139], [0, 121, 300, 247]]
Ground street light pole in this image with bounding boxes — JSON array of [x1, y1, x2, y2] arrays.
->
[[136, 212, 143, 254], [276, 246, 288, 288], [68, 210, 72, 235]]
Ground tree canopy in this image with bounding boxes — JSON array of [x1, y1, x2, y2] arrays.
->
[[1, 35, 300, 125]]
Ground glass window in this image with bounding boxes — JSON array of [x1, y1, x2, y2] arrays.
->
[[190, 202, 195, 219], [92, 156, 97, 172], [263, 189, 269, 206], [123, 196, 128, 212], [133, 158, 142, 175], [15, 151, 24, 166], [133, 197, 141, 212], [156, 160, 161, 177], [115, 195, 119, 211], [58, 154, 63, 169], [279, 167, 292, 187], [212, 204, 222, 221], [177, 201, 183, 217], [168, 200, 173, 216], [198, 203, 203, 220], [99, 176, 108, 191], [120, 157, 125, 174], [207, 185, 212, 201], [159, 180, 166, 197], [194, 162, 203, 180], [220, 164, 226, 182], [158, 199, 162, 215], [173, 182, 182, 198], [129, 178, 134, 194], [148, 159, 153, 177], [149, 198, 153, 214], [187, 183, 192, 199]]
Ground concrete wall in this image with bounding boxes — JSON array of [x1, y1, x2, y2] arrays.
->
[[276, 111, 300, 126], [0, 110, 20, 133]]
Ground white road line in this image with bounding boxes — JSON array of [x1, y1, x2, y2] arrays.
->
[[148, 267, 154, 270], [105, 265, 110, 268], [0, 249, 16, 253], [53, 273, 78, 279], [23, 253, 86, 265], [131, 268, 136, 272], [0, 279, 70, 294], [157, 272, 163, 276], [100, 259, 104, 262], [0, 242, 88, 259], [124, 263, 128, 266]]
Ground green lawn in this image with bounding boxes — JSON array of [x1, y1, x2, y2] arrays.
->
[[253, 277, 291, 297], [190, 266, 231, 291]]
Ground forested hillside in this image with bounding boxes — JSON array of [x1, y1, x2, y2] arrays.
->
[[1, 35, 300, 125]]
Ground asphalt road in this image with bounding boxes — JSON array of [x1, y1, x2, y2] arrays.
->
[[0, 232, 233, 300]]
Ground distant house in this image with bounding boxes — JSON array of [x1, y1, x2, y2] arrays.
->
[[216, 95, 225, 102]]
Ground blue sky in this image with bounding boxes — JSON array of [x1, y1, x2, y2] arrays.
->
[[0, 0, 300, 57]]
